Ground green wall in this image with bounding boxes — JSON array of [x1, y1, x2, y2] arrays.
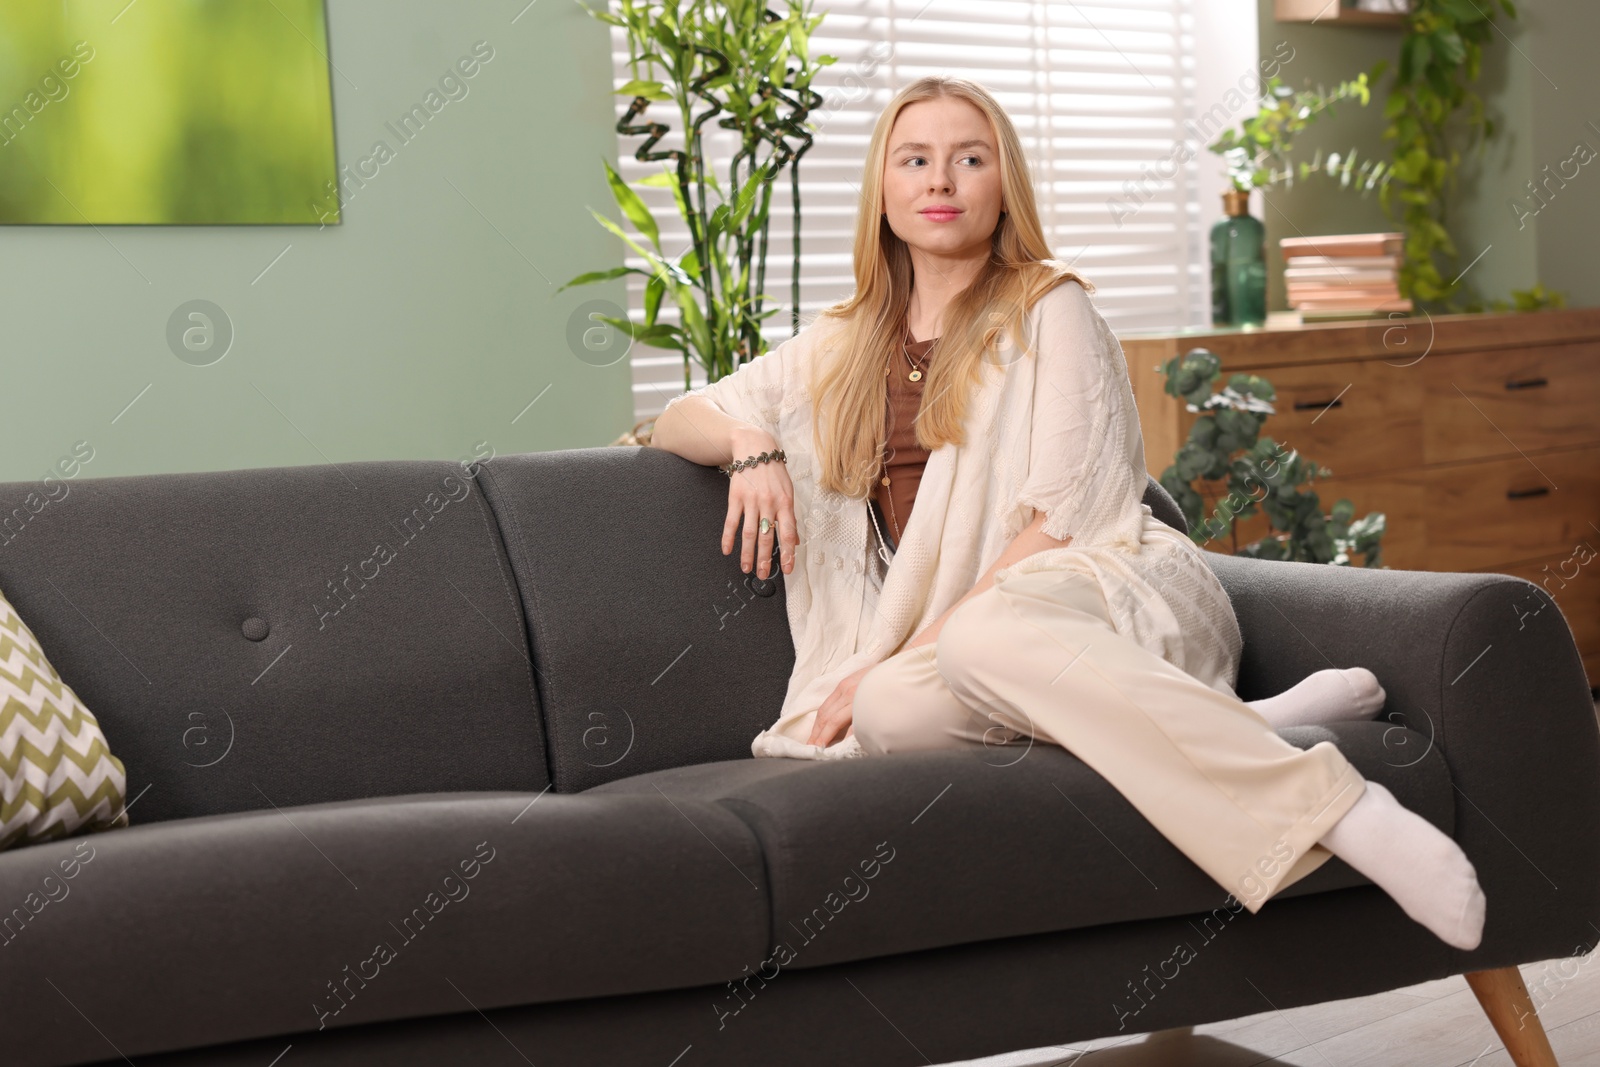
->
[[0, 0, 633, 485], [1255, 0, 1597, 314], [1522, 2, 1600, 311]]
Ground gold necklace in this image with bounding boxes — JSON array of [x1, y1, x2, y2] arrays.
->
[[900, 333, 930, 382], [875, 329, 935, 545]]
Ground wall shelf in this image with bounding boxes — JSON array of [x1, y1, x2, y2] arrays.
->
[[1274, 0, 1408, 25]]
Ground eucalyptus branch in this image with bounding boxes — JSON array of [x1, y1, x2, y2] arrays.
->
[[1157, 347, 1386, 567], [1208, 73, 1373, 193], [1256, 146, 1392, 195]]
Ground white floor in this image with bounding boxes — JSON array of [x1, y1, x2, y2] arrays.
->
[[932, 951, 1598, 1066]]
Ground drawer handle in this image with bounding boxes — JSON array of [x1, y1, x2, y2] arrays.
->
[[1293, 398, 1344, 411], [1504, 377, 1549, 390], [1506, 486, 1550, 500]]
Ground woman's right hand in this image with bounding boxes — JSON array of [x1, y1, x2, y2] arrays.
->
[[723, 426, 798, 580]]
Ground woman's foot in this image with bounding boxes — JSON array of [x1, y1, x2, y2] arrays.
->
[[1319, 780, 1486, 950], [1248, 667, 1386, 729]]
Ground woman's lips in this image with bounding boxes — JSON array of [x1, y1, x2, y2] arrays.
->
[[920, 209, 963, 222]]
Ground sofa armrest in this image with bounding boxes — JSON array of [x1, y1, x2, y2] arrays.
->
[[1205, 553, 1600, 972]]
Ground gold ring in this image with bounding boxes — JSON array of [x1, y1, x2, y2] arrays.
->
[[759, 517, 773, 535]]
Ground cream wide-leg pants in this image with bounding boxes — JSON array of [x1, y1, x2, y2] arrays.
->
[[850, 566, 1369, 913]]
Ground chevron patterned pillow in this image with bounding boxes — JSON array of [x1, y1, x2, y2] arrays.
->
[[1, 582, 129, 851]]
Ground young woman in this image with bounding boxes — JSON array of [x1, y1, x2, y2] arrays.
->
[[650, 77, 1485, 951]]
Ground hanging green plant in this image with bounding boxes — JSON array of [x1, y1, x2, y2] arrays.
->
[[1368, 0, 1564, 312], [561, 0, 836, 391]]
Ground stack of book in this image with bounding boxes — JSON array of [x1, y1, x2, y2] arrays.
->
[[1281, 232, 1410, 319]]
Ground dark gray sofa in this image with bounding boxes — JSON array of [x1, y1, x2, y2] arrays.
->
[[3, 446, 1596, 1067]]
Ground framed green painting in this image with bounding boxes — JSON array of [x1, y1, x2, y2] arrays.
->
[[0, 0, 339, 225]]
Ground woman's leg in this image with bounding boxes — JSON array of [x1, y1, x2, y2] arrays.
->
[[1248, 667, 1387, 729], [852, 644, 1028, 757], [931, 566, 1483, 949], [1318, 778, 1486, 949]]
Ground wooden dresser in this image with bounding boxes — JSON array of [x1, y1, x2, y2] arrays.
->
[[1119, 308, 1600, 686]]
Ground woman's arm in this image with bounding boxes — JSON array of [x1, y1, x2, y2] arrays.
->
[[650, 327, 800, 467], [902, 508, 1072, 652], [651, 393, 799, 580], [649, 335, 805, 578], [650, 393, 777, 471]]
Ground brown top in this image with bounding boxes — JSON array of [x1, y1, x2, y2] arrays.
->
[[872, 329, 937, 546]]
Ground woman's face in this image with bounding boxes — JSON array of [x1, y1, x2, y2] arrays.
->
[[880, 96, 1005, 260]]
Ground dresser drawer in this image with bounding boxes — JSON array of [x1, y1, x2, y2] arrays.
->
[[1426, 446, 1600, 571], [1179, 358, 1424, 481], [1195, 451, 1599, 578], [1480, 544, 1600, 687], [1424, 341, 1600, 464]]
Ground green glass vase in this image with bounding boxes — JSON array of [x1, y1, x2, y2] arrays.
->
[[1210, 189, 1267, 327]]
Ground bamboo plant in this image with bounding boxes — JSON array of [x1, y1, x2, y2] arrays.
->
[[560, 0, 836, 392]]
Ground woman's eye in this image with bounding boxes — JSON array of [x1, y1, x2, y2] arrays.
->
[[906, 155, 982, 167]]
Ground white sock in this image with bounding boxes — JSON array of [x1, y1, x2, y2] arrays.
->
[[1318, 780, 1486, 950], [1248, 667, 1386, 729]]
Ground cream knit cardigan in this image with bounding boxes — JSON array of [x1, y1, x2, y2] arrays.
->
[[660, 278, 1244, 761]]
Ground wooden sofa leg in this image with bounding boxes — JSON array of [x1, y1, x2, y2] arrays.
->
[[1465, 966, 1560, 1067]]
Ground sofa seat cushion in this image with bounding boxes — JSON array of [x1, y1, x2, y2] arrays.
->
[[586, 720, 1454, 971], [0, 790, 769, 1066]]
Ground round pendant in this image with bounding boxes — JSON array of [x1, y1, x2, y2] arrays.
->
[[908, 369, 922, 382]]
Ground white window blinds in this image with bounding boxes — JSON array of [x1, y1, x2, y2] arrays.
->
[[606, 0, 1203, 424]]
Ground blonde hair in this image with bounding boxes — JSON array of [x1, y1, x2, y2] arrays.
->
[[806, 75, 1096, 498]]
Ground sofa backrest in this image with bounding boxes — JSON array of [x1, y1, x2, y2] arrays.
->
[[0, 460, 549, 825], [0, 447, 1191, 815], [475, 447, 797, 791], [1143, 473, 1187, 537], [475, 447, 1189, 792]]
